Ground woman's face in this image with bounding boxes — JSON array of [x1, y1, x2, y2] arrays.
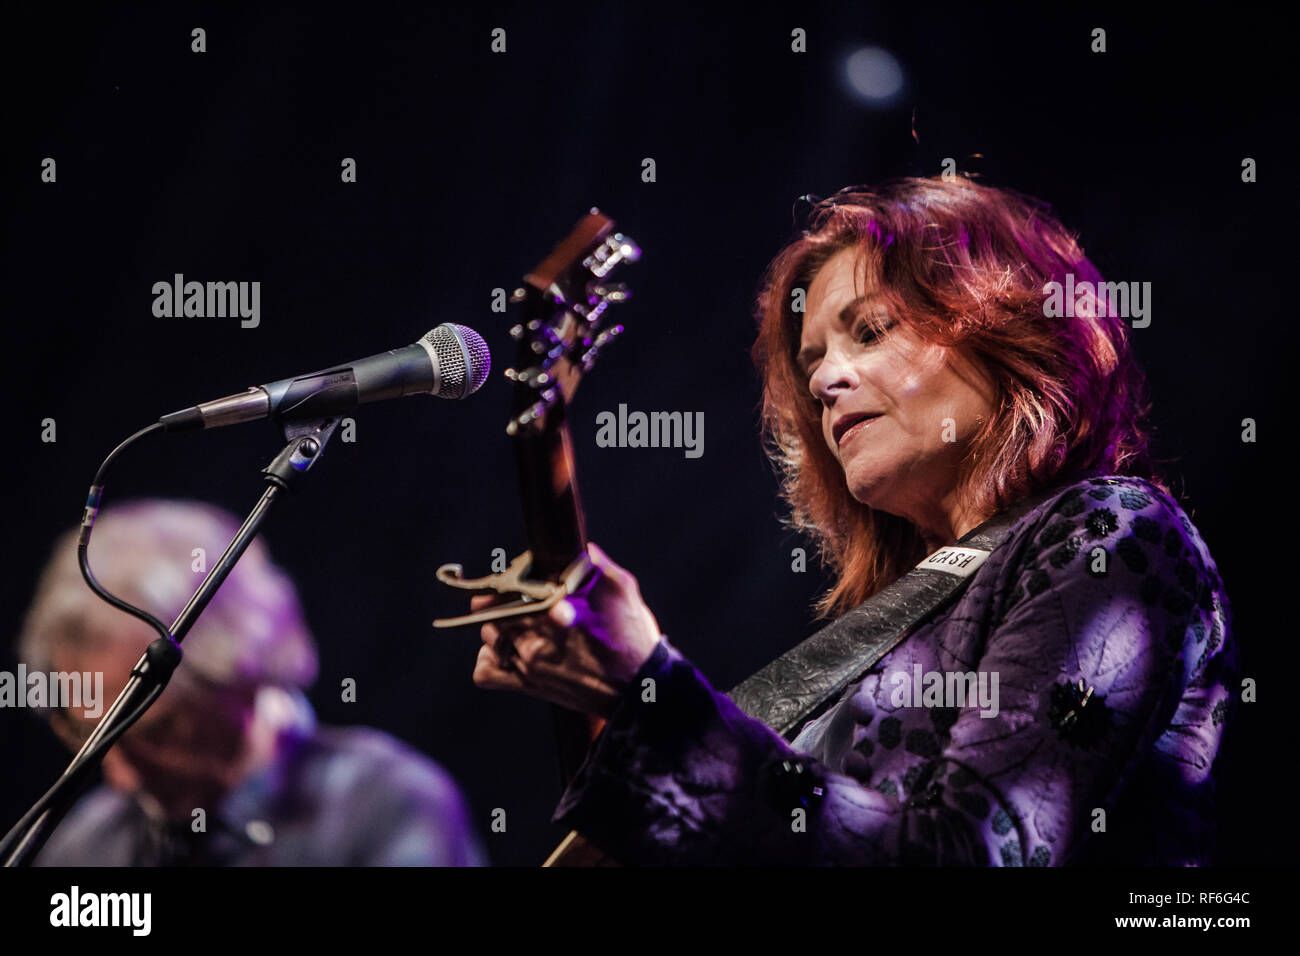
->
[[796, 246, 997, 543]]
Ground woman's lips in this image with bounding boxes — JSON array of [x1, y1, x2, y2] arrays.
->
[[837, 414, 881, 448]]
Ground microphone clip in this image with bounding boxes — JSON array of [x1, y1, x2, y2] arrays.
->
[[262, 417, 341, 490]]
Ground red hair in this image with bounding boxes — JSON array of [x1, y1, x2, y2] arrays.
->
[[752, 176, 1169, 618]]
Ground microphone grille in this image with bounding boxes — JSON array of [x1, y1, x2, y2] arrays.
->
[[425, 324, 491, 399]]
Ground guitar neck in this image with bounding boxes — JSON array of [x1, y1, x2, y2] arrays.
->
[[501, 210, 638, 790], [512, 400, 602, 784], [513, 409, 587, 579]]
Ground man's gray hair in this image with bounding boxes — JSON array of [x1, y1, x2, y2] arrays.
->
[[17, 498, 318, 690]]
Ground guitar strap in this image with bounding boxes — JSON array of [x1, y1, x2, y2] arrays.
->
[[727, 479, 1074, 739], [545, 479, 1079, 866]]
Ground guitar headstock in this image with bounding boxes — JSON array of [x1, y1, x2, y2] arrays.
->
[[504, 209, 640, 435]]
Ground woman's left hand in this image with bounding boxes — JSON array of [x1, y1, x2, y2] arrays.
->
[[471, 543, 663, 717]]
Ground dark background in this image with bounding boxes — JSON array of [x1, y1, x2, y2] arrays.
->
[[2, 2, 1292, 866]]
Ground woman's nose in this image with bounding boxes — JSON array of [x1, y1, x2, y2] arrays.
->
[[810, 351, 857, 404]]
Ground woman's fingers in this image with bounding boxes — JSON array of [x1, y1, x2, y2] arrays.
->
[[549, 598, 577, 627], [472, 642, 527, 691], [587, 542, 639, 596], [473, 638, 616, 714], [466, 543, 657, 714], [515, 631, 570, 670], [480, 609, 567, 675]]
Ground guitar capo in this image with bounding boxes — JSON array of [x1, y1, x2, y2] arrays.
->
[[432, 550, 595, 628]]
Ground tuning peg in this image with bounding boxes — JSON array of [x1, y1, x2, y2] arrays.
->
[[508, 360, 563, 390], [614, 234, 641, 262], [529, 324, 563, 354], [580, 323, 624, 370], [592, 282, 630, 303], [595, 324, 625, 346], [584, 233, 642, 278], [506, 392, 559, 434]]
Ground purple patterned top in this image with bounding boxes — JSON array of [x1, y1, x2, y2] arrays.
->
[[553, 475, 1237, 865]]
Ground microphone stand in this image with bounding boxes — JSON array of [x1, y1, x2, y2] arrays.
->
[[0, 416, 341, 867]]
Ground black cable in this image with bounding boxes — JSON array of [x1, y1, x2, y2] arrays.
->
[[0, 420, 180, 864], [76, 421, 173, 646]]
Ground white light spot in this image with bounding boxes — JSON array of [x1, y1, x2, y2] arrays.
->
[[246, 820, 275, 845], [845, 47, 904, 102]]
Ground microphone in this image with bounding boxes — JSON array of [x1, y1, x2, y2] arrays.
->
[[159, 324, 491, 432]]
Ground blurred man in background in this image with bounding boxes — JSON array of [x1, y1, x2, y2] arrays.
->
[[16, 498, 484, 866]]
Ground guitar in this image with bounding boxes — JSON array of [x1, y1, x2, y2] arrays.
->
[[433, 209, 639, 867]]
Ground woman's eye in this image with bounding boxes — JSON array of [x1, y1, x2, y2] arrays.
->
[[855, 316, 894, 344]]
